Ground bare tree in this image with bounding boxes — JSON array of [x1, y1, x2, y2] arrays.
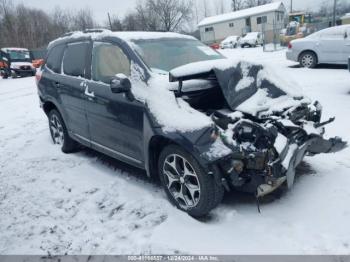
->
[[71, 7, 95, 31], [244, 0, 272, 8], [202, 0, 211, 17], [214, 0, 226, 15], [231, 0, 245, 11], [148, 0, 193, 31], [122, 12, 139, 31], [107, 15, 123, 31]]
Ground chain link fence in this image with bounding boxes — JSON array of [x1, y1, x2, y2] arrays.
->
[[261, 21, 335, 52]]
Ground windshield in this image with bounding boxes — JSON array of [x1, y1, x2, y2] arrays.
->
[[7, 49, 31, 62], [133, 38, 224, 72]]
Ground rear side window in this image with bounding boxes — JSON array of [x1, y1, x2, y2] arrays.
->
[[320, 27, 345, 39], [92, 42, 131, 84], [46, 45, 65, 73], [63, 42, 89, 77]]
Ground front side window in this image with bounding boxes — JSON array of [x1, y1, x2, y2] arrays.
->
[[63, 42, 89, 77], [46, 45, 65, 74], [92, 43, 131, 84]]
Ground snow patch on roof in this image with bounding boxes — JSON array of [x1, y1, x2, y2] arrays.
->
[[198, 1, 283, 27], [48, 30, 195, 49]]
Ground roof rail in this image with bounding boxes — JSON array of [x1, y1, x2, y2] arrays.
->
[[83, 28, 111, 34], [61, 29, 111, 38]]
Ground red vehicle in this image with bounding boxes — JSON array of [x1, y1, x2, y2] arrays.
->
[[210, 43, 220, 49]]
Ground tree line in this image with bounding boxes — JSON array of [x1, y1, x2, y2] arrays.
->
[[2, 0, 350, 50]]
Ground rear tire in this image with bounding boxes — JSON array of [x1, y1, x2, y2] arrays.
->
[[299, 51, 317, 68], [48, 109, 78, 153], [158, 145, 224, 217]]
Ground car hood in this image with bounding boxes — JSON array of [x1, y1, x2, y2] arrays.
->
[[169, 59, 307, 118]]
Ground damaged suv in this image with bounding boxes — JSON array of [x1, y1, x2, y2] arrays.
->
[[37, 30, 346, 217]]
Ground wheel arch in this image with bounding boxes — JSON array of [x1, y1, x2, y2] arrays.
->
[[147, 135, 177, 179], [298, 50, 318, 64], [42, 100, 58, 116]]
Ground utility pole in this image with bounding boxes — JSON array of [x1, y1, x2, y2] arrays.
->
[[290, 0, 293, 13], [108, 12, 113, 31], [332, 0, 337, 26]]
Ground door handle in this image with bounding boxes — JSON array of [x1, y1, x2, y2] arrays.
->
[[84, 85, 95, 98]]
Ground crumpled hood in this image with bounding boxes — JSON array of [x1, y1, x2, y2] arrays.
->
[[170, 59, 308, 118]]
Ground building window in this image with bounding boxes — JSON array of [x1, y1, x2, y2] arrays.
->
[[205, 27, 214, 32], [257, 16, 267, 24], [229, 22, 234, 27]]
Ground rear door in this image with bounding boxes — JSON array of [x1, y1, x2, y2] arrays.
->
[[58, 42, 91, 140], [85, 41, 144, 165], [317, 27, 346, 63]]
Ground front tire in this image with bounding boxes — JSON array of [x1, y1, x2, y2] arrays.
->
[[48, 109, 78, 153], [299, 51, 317, 68], [158, 145, 224, 217]]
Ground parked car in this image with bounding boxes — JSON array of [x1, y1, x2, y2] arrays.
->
[[240, 32, 263, 48], [0, 48, 36, 78], [220, 36, 240, 49], [37, 30, 346, 217], [286, 25, 350, 68]]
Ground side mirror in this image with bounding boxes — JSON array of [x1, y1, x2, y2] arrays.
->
[[110, 74, 131, 94], [110, 74, 135, 101]]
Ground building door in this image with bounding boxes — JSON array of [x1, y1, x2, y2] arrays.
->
[[245, 17, 251, 33]]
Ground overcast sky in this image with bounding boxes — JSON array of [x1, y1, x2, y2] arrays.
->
[[12, 0, 326, 24]]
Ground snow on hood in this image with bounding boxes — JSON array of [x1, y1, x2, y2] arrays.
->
[[129, 63, 212, 133], [242, 33, 259, 40], [170, 58, 307, 117]]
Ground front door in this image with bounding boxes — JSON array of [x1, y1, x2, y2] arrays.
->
[[317, 27, 345, 63], [85, 41, 144, 164], [58, 42, 90, 139], [343, 27, 350, 64]]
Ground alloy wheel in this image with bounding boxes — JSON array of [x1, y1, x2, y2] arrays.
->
[[301, 54, 314, 68], [50, 114, 64, 145], [162, 154, 201, 209]]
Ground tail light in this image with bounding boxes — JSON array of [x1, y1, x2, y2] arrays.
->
[[35, 69, 42, 86], [288, 43, 292, 49]]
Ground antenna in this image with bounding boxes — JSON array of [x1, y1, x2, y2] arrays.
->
[[108, 13, 113, 31]]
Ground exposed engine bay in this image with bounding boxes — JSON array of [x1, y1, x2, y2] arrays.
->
[[169, 60, 347, 197]]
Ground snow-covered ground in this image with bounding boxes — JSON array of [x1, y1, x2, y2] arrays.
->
[[1, 47, 350, 255]]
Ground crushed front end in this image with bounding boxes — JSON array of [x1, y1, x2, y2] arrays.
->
[[170, 59, 347, 197], [205, 102, 346, 197]]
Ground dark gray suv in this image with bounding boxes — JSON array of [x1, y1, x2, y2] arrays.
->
[[37, 29, 346, 217]]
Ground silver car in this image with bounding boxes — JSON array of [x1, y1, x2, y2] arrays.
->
[[287, 25, 350, 68]]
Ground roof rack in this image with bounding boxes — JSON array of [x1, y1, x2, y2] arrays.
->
[[61, 29, 111, 38], [83, 28, 111, 34]]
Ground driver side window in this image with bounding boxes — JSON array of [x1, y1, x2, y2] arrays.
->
[[92, 42, 131, 84]]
